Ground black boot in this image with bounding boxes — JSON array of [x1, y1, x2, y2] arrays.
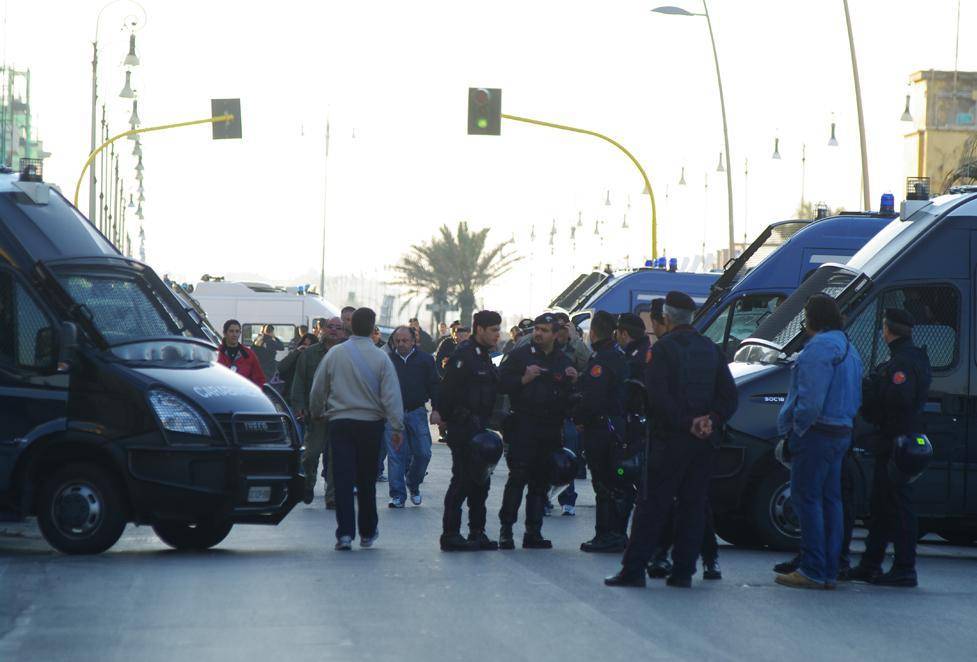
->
[[499, 525, 515, 550], [523, 495, 552, 549], [440, 532, 477, 552], [581, 533, 627, 553], [468, 530, 499, 551], [605, 567, 646, 588], [871, 567, 918, 587], [847, 564, 882, 583], [703, 558, 722, 580], [647, 549, 673, 579], [773, 554, 801, 575]]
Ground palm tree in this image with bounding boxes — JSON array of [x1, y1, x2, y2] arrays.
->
[[393, 222, 520, 327]]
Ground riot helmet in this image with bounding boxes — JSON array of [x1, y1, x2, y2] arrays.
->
[[887, 434, 933, 485], [546, 447, 579, 496], [466, 430, 504, 485]]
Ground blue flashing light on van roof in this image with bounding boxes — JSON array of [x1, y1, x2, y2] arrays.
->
[[880, 192, 895, 214]]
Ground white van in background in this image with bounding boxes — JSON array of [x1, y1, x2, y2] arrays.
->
[[192, 280, 341, 356]]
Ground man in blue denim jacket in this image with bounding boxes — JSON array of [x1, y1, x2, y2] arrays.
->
[[775, 294, 862, 589]]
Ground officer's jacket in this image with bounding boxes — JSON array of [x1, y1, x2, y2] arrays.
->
[[861, 336, 932, 438], [435, 337, 458, 378], [644, 325, 738, 441], [623, 335, 653, 382], [499, 341, 575, 423], [438, 339, 498, 424], [289, 341, 330, 411], [573, 338, 626, 429]]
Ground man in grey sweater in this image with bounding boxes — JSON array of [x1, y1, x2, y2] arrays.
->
[[311, 307, 404, 550]]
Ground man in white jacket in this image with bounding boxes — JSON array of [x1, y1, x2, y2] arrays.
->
[[311, 307, 404, 550]]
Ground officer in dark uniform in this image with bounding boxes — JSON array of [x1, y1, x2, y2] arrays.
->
[[606, 291, 738, 588], [435, 322, 469, 378], [574, 310, 629, 552], [849, 308, 931, 587], [498, 312, 578, 549], [437, 310, 503, 552]]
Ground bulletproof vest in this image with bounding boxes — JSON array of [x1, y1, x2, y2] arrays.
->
[[671, 332, 719, 416]]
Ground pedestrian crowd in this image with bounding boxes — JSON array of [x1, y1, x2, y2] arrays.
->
[[213, 289, 931, 590]]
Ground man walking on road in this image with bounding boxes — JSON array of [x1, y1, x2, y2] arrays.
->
[[385, 326, 440, 508], [311, 308, 404, 550], [291, 316, 347, 506]]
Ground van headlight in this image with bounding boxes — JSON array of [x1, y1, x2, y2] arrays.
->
[[148, 389, 211, 436]]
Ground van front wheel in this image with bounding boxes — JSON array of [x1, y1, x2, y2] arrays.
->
[[36, 463, 128, 554], [749, 469, 801, 551], [153, 519, 233, 550]]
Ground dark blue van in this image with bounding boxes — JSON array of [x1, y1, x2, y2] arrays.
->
[[695, 212, 895, 359], [712, 188, 977, 549], [0, 166, 303, 554]]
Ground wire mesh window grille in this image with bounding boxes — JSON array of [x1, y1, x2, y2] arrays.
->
[[61, 275, 179, 344]]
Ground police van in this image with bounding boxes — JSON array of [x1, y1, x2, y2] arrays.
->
[[713, 185, 977, 549], [0, 164, 304, 554], [695, 209, 894, 359]]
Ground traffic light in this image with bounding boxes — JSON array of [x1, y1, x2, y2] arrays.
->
[[468, 87, 501, 135]]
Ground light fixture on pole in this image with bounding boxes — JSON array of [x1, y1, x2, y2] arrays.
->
[[137, 182, 144, 195], [128, 194, 135, 208], [901, 94, 913, 122], [135, 170, 143, 182], [138, 190, 145, 203], [772, 137, 781, 159], [828, 118, 838, 147], [135, 156, 144, 173], [132, 138, 142, 157], [119, 70, 134, 98], [123, 33, 140, 67], [136, 203, 144, 220], [576, 210, 583, 228], [622, 213, 629, 230], [716, 152, 725, 172], [593, 218, 600, 236], [679, 167, 687, 185], [604, 189, 611, 206], [128, 99, 140, 127]]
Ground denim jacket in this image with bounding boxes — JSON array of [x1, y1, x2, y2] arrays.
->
[[778, 330, 863, 438]]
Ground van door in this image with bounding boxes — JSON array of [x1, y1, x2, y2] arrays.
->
[[0, 268, 68, 496], [847, 282, 966, 512]]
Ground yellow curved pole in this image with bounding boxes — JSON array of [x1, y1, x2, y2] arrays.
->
[[501, 113, 658, 259], [73, 114, 234, 209]]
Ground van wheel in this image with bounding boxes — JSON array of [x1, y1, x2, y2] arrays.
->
[[153, 519, 233, 551], [749, 469, 801, 551], [36, 463, 128, 555]]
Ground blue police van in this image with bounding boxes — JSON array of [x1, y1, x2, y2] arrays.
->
[[713, 186, 977, 549], [0, 164, 303, 554], [695, 211, 895, 358]]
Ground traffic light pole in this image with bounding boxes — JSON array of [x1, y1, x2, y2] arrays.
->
[[501, 113, 659, 259]]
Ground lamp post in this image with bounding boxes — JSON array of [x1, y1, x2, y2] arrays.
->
[[841, 0, 870, 210], [652, 2, 734, 257]]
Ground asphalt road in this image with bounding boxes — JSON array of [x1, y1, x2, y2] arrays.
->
[[2, 441, 977, 662]]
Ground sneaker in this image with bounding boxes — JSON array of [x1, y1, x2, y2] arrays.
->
[[561, 504, 576, 516], [775, 570, 823, 590], [360, 531, 379, 548], [388, 498, 405, 509], [410, 493, 422, 506], [335, 536, 352, 551]]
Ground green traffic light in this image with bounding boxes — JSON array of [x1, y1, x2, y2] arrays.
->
[[477, 118, 488, 129]]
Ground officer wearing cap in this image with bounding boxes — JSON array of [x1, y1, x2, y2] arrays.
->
[[647, 298, 667, 342], [606, 291, 738, 588], [849, 307, 931, 587], [436, 323, 470, 378], [574, 310, 630, 552], [437, 310, 503, 552], [498, 312, 578, 549]]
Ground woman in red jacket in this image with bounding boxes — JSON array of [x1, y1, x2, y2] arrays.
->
[[217, 319, 267, 386]]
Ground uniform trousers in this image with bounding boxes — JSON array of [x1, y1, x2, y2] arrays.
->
[[861, 451, 917, 571], [442, 421, 491, 535]]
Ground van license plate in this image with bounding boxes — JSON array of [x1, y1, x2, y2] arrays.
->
[[248, 486, 272, 503]]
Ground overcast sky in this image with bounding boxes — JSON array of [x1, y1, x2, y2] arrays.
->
[[3, 0, 973, 315]]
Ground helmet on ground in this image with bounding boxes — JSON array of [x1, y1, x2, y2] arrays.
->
[[467, 430, 504, 485], [887, 434, 933, 485], [546, 447, 579, 494]]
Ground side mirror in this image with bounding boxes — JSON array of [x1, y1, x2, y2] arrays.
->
[[58, 321, 78, 371]]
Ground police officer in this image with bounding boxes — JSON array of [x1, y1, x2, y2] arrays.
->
[[437, 310, 503, 552], [574, 310, 629, 552], [498, 312, 578, 549], [849, 308, 931, 587], [606, 291, 738, 588]]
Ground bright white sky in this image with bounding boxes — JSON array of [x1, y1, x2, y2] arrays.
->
[[4, 0, 974, 318]]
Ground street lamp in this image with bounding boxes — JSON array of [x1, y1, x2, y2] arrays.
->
[[716, 152, 725, 172], [123, 33, 140, 66], [604, 189, 612, 206], [652, 2, 734, 256], [119, 70, 135, 98], [128, 99, 140, 127], [772, 137, 781, 159], [828, 116, 839, 146], [901, 94, 913, 122], [679, 166, 687, 185], [842, 0, 870, 210]]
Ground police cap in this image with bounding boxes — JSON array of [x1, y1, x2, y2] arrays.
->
[[665, 290, 696, 312], [518, 318, 535, 334], [617, 312, 645, 339], [534, 312, 560, 327], [884, 308, 914, 329], [649, 297, 665, 323], [450, 320, 461, 328]]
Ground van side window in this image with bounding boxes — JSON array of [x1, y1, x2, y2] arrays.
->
[[727, 294, 786, 353], [0, 273, 55, 370], [848, 285, 959, 371]]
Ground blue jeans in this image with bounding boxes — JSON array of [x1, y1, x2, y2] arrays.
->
[[385, 407, 433, 501], [789, 428, 851, 583]]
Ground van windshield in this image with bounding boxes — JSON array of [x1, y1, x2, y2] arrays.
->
[[57, 272, 190, 345]]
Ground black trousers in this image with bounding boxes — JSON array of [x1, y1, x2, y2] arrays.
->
[[329, 419, 384, 541], [499, 417, 561, 530], [621, 435, 715, 578], [442, 421, 491, 535], [861, 454, 917, 570], [655, 498, 719, 564], [583, 428, 635, 537]]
